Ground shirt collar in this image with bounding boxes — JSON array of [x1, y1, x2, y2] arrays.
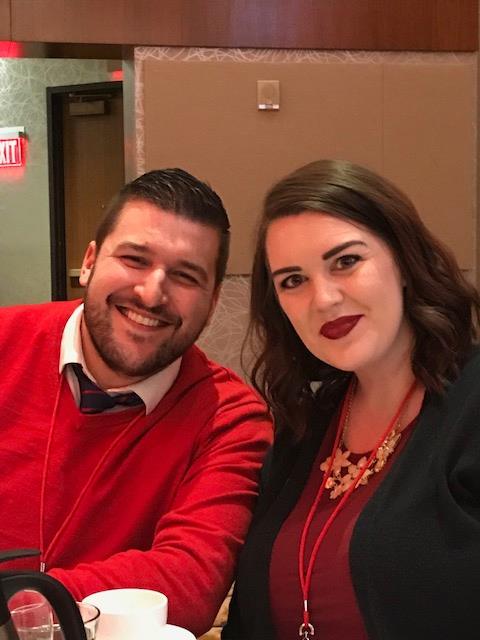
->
[[59, 304, 181, 415]]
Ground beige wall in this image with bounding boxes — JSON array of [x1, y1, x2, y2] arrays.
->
[[137, 48, 477, 274], [134, 48, 477, 376]]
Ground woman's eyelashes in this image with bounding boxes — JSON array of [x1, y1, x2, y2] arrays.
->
[[276, 254, 364, 289], [333, 253, 363, 271], [278, 272, 306, 290]]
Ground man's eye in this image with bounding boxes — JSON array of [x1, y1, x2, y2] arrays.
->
[[334, 254, 361, 270], [279, 273, 305, 289], [120, 255, 147, 267], [172, 271, 199, 286]]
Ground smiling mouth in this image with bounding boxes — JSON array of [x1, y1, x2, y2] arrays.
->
[[118, 306, 171, 328], [320, 315, 363, 340]]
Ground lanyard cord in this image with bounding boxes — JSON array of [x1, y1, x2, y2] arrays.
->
[[39, 372, 145, 571], [297, 378, 417, 638], [39, 373, 63, 571]]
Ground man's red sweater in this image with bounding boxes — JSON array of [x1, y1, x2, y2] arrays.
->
[[0, 300, 272, 636]]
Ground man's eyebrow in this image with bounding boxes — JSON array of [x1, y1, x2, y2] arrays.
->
[[116, 241, 151, 253], [322, 240, 367, 260]]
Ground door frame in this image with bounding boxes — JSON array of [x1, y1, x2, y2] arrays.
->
[[47, 80, 123, 300]]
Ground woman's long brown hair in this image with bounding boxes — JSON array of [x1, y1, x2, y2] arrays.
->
[[245, 160, 480, 439]]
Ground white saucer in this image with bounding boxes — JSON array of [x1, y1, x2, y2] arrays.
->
[[157, 625, 196, 639], [96, 624, 195, 640]]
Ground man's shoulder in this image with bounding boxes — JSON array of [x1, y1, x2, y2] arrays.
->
[[0, 299, 81, 332], [168, 345, 272, 445], [177, 345, 266, 406], [184, 345, 246, 386]]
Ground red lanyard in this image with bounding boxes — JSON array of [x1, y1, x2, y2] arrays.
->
[[297, 378, 417, 639], [39, 373, 145, 571]]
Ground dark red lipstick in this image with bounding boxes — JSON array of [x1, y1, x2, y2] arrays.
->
[[320, 315, 363, 340]]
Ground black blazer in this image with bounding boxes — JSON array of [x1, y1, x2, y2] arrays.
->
[[224, 349, 480, 639]]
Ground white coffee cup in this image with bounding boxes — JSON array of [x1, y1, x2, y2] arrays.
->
[[82, 588, 168, 640]]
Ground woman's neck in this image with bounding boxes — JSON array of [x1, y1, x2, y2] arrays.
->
[[343, 359, 423, 454], [355, 366, 416, 410]]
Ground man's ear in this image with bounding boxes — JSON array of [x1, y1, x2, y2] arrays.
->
[[79, 241, 97, 287]]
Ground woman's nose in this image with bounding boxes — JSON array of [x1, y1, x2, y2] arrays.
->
[[311, 277, 343, 310], [134, 268, 168, 307]]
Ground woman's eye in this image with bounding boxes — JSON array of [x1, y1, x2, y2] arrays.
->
[[279, 273, 305, 289], [334, 254, 361, 270]]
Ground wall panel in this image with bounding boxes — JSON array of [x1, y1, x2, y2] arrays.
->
[[0, 0, 11, 40], [379, 1, 478, 51], [141, 51, 476, 272], [11, 0, 478, 51], [143, 58, 384, 273], [383, 63, 476, 267]]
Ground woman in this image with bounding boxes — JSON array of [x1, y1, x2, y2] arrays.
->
[[223, 160, 480, 639]]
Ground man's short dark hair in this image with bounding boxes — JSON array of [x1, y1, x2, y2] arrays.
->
[[95, 168, 230, 286]]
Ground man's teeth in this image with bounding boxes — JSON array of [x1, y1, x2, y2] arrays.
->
[[124, 309, 163, 327]]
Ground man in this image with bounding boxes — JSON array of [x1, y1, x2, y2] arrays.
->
[[0, 169, 272, 636]]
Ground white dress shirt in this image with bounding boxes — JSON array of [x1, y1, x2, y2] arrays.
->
[[59, 304, 181, 415]]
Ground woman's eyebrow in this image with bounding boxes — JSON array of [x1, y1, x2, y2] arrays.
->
[[270, 240, 367, 278], [270, 265, 301, 278], [322, 240, 367, 260]]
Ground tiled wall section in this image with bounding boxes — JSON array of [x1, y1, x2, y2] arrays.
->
[[196, 275, 250, 378], [0, 59, 111, 306]]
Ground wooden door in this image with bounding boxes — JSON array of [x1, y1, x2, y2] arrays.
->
[[63, 86, 124, 299], [48, 81, 124, 300]]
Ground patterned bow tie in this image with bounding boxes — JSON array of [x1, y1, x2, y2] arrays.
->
[[71, 363, 143, 414]]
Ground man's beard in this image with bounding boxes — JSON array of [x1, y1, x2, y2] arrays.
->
[[83, 292, 209, 379]]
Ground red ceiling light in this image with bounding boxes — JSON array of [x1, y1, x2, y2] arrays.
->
[[110, 69, 123, 81], [0, 41, 23, 58]]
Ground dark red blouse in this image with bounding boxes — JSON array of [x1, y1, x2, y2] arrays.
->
[[270, 417, 414, 639]]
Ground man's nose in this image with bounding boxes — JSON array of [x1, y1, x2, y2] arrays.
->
[[311, 276, 343, 311], [134, 268, 168, 307]]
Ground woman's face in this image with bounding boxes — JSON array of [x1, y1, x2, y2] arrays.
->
[[265, 211, 413, 378]]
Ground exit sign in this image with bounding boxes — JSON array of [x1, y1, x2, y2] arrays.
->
[[0, 127, 25, 167]]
